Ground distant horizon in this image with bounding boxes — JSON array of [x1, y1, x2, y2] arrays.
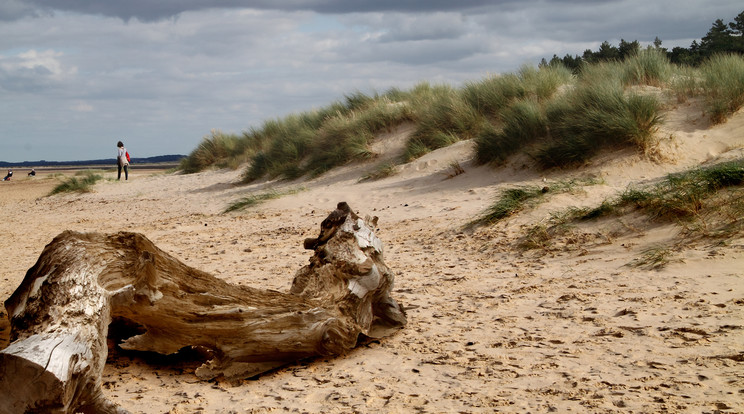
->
[[0, 154, 185, 168]]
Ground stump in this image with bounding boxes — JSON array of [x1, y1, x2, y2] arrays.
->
[[0, 203, 406, 414]]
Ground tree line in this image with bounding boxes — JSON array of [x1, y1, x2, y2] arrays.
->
[[541, 10, 744, 71]]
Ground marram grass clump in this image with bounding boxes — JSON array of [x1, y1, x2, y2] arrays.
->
[[49, 171, 104, 195]]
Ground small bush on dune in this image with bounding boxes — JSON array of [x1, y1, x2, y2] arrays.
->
[[359, 162, 399, 182]]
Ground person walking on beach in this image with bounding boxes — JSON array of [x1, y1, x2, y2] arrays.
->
[[117, 141, 129, 180]]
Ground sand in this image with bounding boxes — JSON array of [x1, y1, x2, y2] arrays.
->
[[1, 99, 743, 413]]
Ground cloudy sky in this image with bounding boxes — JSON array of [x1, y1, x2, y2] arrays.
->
[[1, 1, 741, 162]]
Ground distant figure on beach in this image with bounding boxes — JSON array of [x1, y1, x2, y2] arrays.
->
[[2, 169, 12, 181], [28, 169, 36, 177], [117, 141, 129, 180]]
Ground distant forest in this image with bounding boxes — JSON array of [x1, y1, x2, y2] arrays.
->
[[541, 10, 744, 71]]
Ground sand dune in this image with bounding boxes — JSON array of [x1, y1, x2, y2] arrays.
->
[[1, 101, 742, 413]]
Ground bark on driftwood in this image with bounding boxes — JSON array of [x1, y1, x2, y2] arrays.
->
[[0, 203, 406, 414]]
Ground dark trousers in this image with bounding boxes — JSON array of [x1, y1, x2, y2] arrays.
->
[[118, 164, 128, 180]]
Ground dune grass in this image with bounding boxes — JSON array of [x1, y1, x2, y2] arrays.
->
[[224, 187, 304, 213], [402, 83, 483, 161], [469, 186, 547, 227], [241, 93, 412, 182], [621, 48, 673, 87], [699, 54, 744, 124], [535, 67, 664, 168], [475, 97, 547, 165], [180, 130, 260, 174], [49, 171, 104, 195], [474, 60, 665, 168], [468, 177, 602, 228], [669, 54, 744, 123], [359, 161, 399, 182], [575, 159, 744, 222], [178, 53, 743, 181], [509, 159, 744, 254]]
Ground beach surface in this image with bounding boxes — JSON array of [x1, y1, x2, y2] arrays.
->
[[1, 102, 743, 413]]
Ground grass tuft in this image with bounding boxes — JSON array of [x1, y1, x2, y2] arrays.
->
[[49, 171, 104, 195], [224, 187, 304, 213]]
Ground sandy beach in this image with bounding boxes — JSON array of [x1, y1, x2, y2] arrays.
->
[[1, 100, 743, 413]]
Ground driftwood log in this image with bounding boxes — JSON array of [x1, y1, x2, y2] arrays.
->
[[0, 203, 406, 414]]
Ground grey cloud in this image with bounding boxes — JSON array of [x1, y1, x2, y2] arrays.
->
[[9, 0, 537, 22]]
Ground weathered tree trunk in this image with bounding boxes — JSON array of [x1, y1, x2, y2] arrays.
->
[[0, 204, 406, 414]]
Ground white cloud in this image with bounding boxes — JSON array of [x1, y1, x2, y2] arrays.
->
[[71, 102, 94, 112]]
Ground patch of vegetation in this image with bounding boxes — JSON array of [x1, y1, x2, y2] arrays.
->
[[699, 54, 744, 124], [180, 130, 260, 174], [49, 171, 104, 195], [579, 159, 744, 222], [403, 83, 483, 161], [470, 177, 604, 228], [669, 54, 744, 123], [534, 73, 664, 168], [224, 187, 304, 213], [445, 161, 465, 178], [628, 245, 677, 270], [468, 186, 547, 227], [359, 162, 399, 182], [621, 48, 673, 87], [475, 97, 548, 165], [241, 93, 412, 182], [515, 159, 744, 255]]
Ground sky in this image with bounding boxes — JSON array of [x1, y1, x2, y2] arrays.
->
[[0, 1, 742, 162]]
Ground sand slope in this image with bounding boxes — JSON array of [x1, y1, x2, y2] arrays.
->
[[1, 101, 743, 413]]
